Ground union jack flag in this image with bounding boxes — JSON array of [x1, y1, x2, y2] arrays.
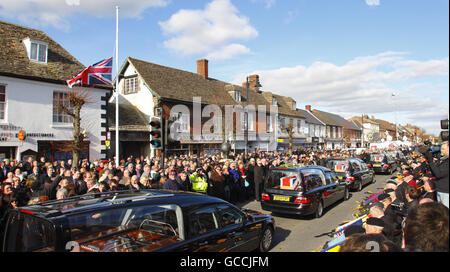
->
[[67, 57, 113, 88]]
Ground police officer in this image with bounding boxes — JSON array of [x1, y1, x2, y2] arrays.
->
[[189, 168, 208, 194]]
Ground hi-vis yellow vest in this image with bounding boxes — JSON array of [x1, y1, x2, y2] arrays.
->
[[190, 172, 208, 193]]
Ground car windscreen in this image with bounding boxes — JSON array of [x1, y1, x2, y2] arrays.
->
[[326, 160, 351, 176], [265, 170, 302, 191], [66, 204, 184, 252]]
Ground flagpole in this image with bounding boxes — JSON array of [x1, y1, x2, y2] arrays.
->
[[115, 5, 120, 168]]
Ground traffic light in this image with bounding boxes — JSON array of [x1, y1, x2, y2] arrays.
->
[[441, 119, 449, 141], [150, 116, 162, 149]]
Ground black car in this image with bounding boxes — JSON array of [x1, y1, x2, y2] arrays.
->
[[326, 158, 375, 192], [260, 166, 349, 218], [386, 150, 407, 165], [1, 190, 275, 252], [367, 152, 398, 175]]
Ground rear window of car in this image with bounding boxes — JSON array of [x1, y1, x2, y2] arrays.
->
[[3, 212, 55, 252], [265, 170, 303, 191], [370, 154, 385, 162], [326, 160, 350, 173]]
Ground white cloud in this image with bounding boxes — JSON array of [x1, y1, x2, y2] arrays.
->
[[0, 0, 169, 30], [251, 0, 276, 9], [365, 0, 380, 6], [206, 44, 251, 60], [159, 0, 258, 60], [233, 52, 449, 135]]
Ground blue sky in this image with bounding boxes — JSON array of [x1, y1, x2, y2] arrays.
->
[[0, 0, 448, 135]]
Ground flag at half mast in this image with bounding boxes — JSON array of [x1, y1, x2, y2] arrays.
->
[[67, 57, 113, 88]]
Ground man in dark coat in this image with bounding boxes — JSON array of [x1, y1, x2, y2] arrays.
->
[[253, 159, 265, 201], [424, 141, 449, 208], [162, 171, 180, 191]]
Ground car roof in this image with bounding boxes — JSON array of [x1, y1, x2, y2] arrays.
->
[[274, 165, 331, 172], [327, 157, 363, 161], [18, 190, 227, 219]]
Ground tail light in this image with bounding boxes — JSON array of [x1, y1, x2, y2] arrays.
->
[[261, 193, 270, 201], [346, 176, 355, 182], [294, 196, 311, 204], [383, 164, 390, 168], [367, 164, 372, 168]]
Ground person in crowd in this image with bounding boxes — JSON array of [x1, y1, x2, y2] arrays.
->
[[365, 217, 385, 235], [176, 171, 191, 191], [402, 202, 449, 252], [128, 175, 143, 191], [189, 168, 208, 194], [162, 171, 180, 191], [424, 141, 449, 208], [339, 233, 402, 252], [209, 164, 226, 200], [253, 158, 265, 201]]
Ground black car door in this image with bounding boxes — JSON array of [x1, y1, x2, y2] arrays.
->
[[183, 206, 230, 252], [216, 204, 259, 252], [351, 160, 366, 185], [323, 171, 339, 206]]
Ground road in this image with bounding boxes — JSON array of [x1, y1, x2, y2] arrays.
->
[[239, 174, 392, 252]]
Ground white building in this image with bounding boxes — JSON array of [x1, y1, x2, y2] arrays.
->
[[0, 21, 109, 162]]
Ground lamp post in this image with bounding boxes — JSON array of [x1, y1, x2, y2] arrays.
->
[[392, 92, 398, 141]]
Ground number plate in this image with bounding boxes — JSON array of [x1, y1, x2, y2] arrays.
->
[[273, 195, 290, 202], [373, 164, 381, 167]]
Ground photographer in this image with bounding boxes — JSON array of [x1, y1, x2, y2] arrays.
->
[[421, 141, 449, 208]]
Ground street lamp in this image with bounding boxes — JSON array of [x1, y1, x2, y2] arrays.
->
[[245, 76, 262, 161], [392, 92, 398, 141]]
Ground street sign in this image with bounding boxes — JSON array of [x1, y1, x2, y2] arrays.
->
[[16, 130, 26, 141]]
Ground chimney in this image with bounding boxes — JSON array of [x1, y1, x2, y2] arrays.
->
[[197, 59, 208, 79], [243, 74, 262, 92], [305, 105, 312, 112]]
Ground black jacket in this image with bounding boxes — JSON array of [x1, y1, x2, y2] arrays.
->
[[253, 165, 265, 185], [426, 152, 449, 193], [31, 175, 62, 200]]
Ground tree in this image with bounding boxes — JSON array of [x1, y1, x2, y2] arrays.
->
[[287, 122, 294, 156], [58, 90, 91, 169]]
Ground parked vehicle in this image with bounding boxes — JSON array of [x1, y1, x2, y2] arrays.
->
[[326, 158, 375, 192], [367, 152, 398, 175], [260, 166, 349, 218], [1, 190, 275, 252]]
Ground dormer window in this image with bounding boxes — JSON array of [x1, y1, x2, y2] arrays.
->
[[272, 97, 277, 106], [23, 38, 48, 64], [235, 91, 241, 102], [292, 101, 296, 111], [228, 90, 241, 102]]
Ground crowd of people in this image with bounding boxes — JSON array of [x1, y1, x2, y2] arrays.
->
[[0, 140, 448, 252], [331, 141, 449, 252]]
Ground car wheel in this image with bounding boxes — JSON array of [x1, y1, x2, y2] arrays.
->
[[315, 200, 324, 218], [259, 226, 274, 252], [344, 187, 350, 200], [357, 181, 363, 192]]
